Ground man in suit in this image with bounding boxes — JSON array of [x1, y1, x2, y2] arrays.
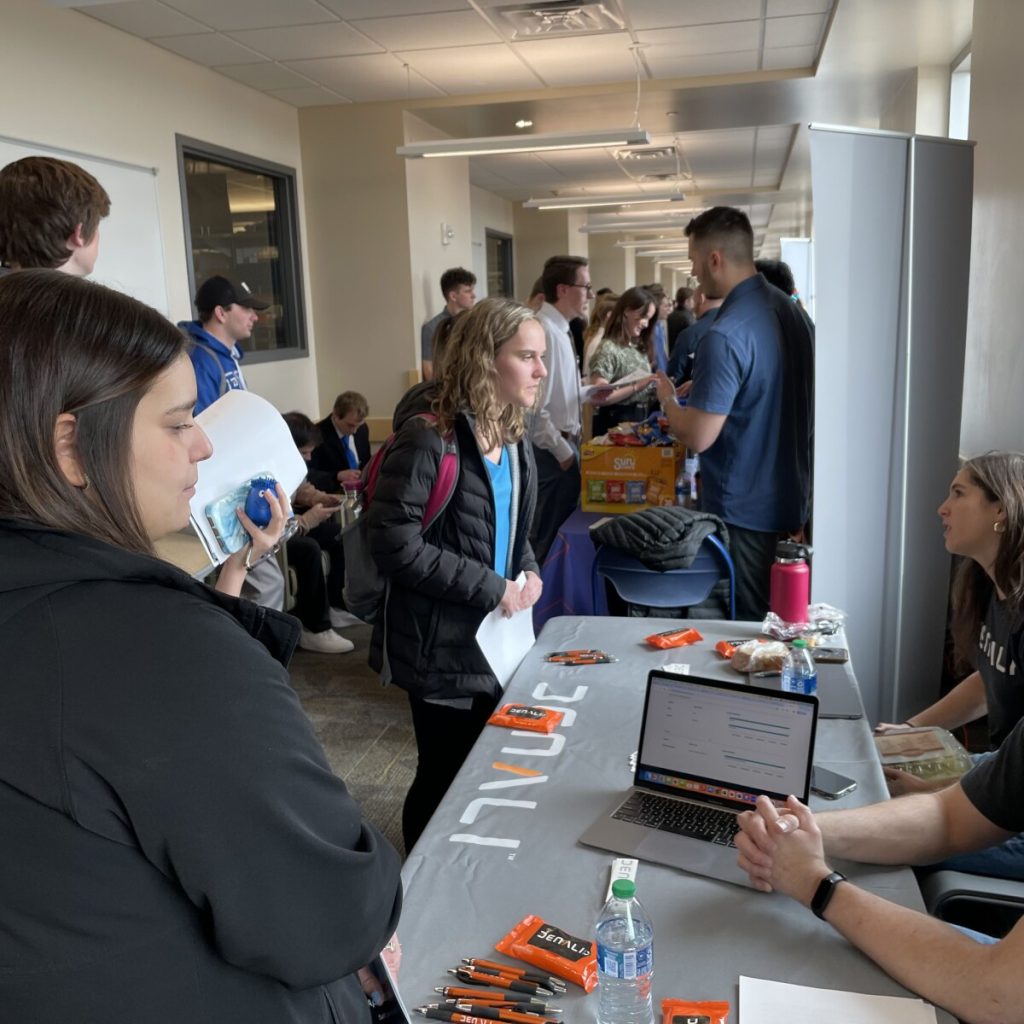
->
[[311, 391, 371, 487]]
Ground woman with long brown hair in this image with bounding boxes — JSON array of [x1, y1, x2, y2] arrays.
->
[[0, 270, 401, 1021], [367, 297, 545, 850], [587, 285, 657, 436], [878, 452, 1024, 878]]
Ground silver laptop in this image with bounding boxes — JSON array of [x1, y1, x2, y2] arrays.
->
[[579, 669, 818, 887]]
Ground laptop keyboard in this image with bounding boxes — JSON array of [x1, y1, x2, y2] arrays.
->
[[613, 791, 740, 847]]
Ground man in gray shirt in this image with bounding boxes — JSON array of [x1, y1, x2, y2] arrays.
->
[[421, 267, 476, 381]]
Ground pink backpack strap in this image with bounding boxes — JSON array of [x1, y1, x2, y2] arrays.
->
[[423, 431, 458, 529]]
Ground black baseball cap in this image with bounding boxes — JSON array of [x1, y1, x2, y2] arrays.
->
[[194, 275, 270, 314]]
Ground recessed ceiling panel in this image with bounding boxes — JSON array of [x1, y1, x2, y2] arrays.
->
[[766, 0, 832, 15], [645, 48, 760, 79], [319, 0, 472, 16], [265, 85, 352, 107], [512, 33, 637, 88], [162, 0, 336, 31], [156, 33, 264, 66], [216, 61, 315, 90], [762, 44, 818, 70], [397, 44, 543, 94], [285, 53, 444, 100], [353, 12, 501, 51], [227, 23, 382, 60], [624, 0, 761, 31], [764, 13, 827, 48], [79, 1, 210, 37], [636, 20, 762, 57]]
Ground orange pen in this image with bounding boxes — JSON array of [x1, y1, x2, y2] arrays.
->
[[449, 969, 554, 996], [461, 959, 566, 992]]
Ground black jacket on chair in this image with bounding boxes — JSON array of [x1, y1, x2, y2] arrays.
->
[[311, 415, 371, 480], [367, 412, 538, 702]]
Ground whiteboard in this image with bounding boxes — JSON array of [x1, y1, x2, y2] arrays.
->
[[0, 135, 170, 315]]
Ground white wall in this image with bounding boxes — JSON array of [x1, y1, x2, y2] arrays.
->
[[1, 0, 317, 414], [961, 0, 1024, 455], [470, 186, 514, 298]]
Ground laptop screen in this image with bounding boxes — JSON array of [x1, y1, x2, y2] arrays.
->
[[635, 671, 818, 807]]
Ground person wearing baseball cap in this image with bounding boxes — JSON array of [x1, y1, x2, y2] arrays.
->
[[179, 275, 269, 415]]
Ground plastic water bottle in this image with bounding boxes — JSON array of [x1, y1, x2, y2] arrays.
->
[[781, 638, 817, 695], [596, 879, 654, 1024]]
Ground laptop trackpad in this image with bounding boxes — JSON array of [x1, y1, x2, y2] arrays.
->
[[635, 830, 753, 888]]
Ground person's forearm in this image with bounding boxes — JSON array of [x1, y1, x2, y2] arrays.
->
[[659, 399, 697, 448], [818, 792, 953, 864], [908, 672, 987, 731], [815, 881, 1020, 1023]]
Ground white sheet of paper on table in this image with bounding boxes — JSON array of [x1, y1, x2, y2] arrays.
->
[[475, 572, 535, 690], [739, 976, 937, 1024]]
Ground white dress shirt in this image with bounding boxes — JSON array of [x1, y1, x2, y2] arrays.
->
[[529, 302, 580, 464]]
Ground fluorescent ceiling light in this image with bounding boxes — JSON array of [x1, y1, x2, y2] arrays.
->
[[397, 128, 650, 159], [580, 219, 690, 234], [523, 190, 684, 210]]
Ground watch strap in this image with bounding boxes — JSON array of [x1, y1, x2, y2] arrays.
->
[[811, 871, 847, 919]]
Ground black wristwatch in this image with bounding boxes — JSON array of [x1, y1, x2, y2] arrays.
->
[[811, 871, 847, 919]]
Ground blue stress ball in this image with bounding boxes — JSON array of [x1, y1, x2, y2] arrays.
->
[[244, 476, 278, 527]]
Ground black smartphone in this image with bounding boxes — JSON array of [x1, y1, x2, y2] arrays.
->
[[811, 766, 857, 799]]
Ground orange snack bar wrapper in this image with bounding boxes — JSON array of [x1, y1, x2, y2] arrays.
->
[[495, 914, 597, 992], [488, 704, 565, 734], [714, 640, 737, 659], [645, 627, 703, 650], [661, 999, 730, 1024]]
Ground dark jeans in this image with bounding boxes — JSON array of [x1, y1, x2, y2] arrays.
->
[[726, 524, 780, 622], [306, 518, 345, 609], [403, 691, 499, 852], [285, 534, 330, 633], [530, 443, 580, 565]]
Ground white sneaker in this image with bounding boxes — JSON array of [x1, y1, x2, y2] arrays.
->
[[329, 607, 365, 629], [299, 628, 355, 654]]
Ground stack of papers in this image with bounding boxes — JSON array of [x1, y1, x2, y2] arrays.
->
[[740, 977, 937, 1024]]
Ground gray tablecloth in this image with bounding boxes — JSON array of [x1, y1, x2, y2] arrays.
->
[[396, 616, 952, 1023]]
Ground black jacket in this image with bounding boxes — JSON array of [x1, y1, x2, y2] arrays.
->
[[0, 519, 402, 1023], [367, 413, 538, 701], [311, 415, 371, 480]]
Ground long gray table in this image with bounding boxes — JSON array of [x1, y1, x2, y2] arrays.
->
[[395, 616, 952, 1023]]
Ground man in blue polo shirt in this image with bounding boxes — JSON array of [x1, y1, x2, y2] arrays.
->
[[655, 207, 813, 619]]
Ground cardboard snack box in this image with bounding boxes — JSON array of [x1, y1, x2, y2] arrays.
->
[[580, 442, 684, 513]]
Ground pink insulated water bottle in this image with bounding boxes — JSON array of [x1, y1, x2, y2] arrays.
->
[[770, 542, 811, 625]]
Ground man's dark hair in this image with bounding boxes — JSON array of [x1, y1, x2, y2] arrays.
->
[[674, 286, 694, 307], [0, 157, 111, 269], [685, 206, 755, 264], [596, 287, 614, 297], [755, 258, 797, 297], [542, 255, 588, 303], [440, 267, 475, 298], [283, 411, 321, 450]]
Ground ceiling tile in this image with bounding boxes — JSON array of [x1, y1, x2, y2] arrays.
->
[[284, 54, 444, 101], [227, 23, 382, 60], [513, 33, 637, 88], [762, 44, 819, 69], [396, 44, 543, 94], [645, 48, 760, 78], [216, 61, 316, 90], [766, 0, 832, 15], [764, 13, 826, 48], [155, 33, 265, 66], [637, 20, 761, 56], [624, 0, 761, 30], [77, 1, 210, 37], [318, 0, 471, 17], [264, 85, 351, 107], [754, 167, 782, 187], [162, 0, 336, 31], [352, 11, 500, 51]]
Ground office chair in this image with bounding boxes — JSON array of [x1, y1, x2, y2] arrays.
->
[[592, 533, 736, 620], [919, 869, 1024, 939]]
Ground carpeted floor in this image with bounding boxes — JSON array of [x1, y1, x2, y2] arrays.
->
[[289, 623, 415, 859]]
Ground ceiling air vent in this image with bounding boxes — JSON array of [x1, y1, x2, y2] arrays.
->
[[614, 145, 677, 162], [495, 2, 625, 38]]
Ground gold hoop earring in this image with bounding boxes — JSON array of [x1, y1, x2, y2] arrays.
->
[[994, 521, 1006, 534], [79, 474, 91, 491]]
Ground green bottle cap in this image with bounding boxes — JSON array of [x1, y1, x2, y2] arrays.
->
[[792, 638, 808, 648], [611, 879, 636, 899]]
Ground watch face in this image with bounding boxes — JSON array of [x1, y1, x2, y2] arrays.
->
[[811, 871, 846, 919]]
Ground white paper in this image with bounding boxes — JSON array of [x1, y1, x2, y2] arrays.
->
[[739, 976, 937, 1024], [188, 390, 308, 565], [579, 367, 653, 403], [475, 572, 536, 690]]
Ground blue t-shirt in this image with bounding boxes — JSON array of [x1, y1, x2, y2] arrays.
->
[[688, 275, 813, 532], [667, 307, 719, 382], [484, 448, 513, 576]]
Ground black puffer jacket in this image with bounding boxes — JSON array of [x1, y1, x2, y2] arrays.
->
[[367, 412, 538, 700]]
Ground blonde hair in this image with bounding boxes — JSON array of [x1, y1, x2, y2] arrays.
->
[[433, 297, 538, 451]]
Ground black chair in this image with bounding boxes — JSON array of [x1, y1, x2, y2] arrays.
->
[[592, 533, 736, 619], [919, 869, 1024, 939]]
